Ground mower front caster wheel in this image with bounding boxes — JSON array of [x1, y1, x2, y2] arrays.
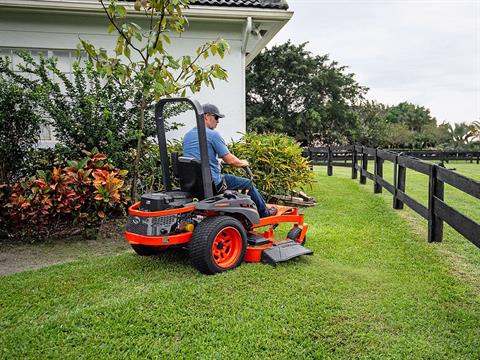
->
[[189, 216, 247, 275], [287, 227, 306, 245]]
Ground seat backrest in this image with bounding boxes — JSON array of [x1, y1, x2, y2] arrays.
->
[[174, 156, 215, 200]]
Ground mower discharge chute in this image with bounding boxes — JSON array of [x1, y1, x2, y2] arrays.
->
[[125, 98, 313, 274]]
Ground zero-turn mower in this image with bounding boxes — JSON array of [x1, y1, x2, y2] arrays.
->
[[125, 98, 313, 274]]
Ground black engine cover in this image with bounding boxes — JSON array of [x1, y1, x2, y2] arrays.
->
[[140, 191, 192, 211]]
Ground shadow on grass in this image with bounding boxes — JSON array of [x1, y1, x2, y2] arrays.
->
[[119, 247, 196, 278]]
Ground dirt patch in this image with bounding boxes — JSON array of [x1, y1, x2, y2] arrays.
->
[[0, 220, 132, 276]]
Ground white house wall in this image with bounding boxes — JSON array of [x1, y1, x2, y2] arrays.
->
[[0, 9, 246, 143]]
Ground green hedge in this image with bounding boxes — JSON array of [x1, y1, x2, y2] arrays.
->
[[224, 132, 314, 200]]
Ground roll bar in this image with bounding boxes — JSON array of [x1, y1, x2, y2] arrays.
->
[[154, 98, 213, 198]]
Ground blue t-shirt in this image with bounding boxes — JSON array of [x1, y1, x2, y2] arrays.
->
[[182, 127, 230, 186]]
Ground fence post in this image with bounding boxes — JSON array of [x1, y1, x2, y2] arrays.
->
[[374, 149, 383, 193], [393, 154, 406, 209], [428, 165, 444, 242], [327, 146, 333, 176], [351, 145, 358, 179], [360, 147, 367, 185], [307, 147, 314, 170]]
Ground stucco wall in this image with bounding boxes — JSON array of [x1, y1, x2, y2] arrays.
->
[[0, 9, 246, 142]]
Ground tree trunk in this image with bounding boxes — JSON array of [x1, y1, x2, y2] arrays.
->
[[131, 97, 146, 201]]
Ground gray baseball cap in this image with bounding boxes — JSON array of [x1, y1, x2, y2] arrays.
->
[[202, 103, 225, 118]]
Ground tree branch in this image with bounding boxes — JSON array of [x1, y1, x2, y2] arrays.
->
[[174, 43, 210, 83], [151, 2, 168, 59], [145, 5, 155, 61], [100, 0, 147, 63]]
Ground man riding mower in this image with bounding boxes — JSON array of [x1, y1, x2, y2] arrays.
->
[[125, 98, 312, 275]]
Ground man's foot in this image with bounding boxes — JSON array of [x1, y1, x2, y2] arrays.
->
[[261, 206, 277, 218]]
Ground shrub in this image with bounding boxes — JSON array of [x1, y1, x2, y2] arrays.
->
[[136, 140, 183, 194], [4, 151, 128, 239], [0, 52, 187, 196], [0, 53, 145, 169], [0, 184, 10, 237], [224, 133, 314, 200], [125, 133, 312, 201], [0, 75, 46, 185], [0, 54, 185, 163]]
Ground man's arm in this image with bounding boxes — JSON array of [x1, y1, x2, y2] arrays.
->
[[222, 153, 249, 168], [210, 130, 249, 168]]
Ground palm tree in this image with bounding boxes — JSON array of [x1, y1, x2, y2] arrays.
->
[[447, 122, 480, 150], [471, 121, 480, 139]]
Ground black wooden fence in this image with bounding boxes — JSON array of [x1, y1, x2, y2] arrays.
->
[[303, 145, 480, 249], [304, 147, 480, 169]]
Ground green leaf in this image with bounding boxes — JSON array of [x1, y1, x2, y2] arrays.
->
[[36, 170, 47, 180], [116, 5, 127, 18], [78, 157, 88, 170], [210, 44, 217, 56], [115, 37, 124, 56], [124, 46, 131, 59]]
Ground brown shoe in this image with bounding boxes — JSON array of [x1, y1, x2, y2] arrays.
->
[[267, 206, 278, 217], [260, 206, 278, 218]]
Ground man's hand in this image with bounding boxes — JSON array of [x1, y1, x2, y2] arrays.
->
[[222, 153, 249, 168], [238, 159, 249, 168]]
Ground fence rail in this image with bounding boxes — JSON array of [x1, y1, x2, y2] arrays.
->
[[303, 148, 480, 167], [303, 145, 480, 249]]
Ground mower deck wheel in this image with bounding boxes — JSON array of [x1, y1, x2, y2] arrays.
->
[[189, 216, 247, 275], [287, 227, 306, 245]]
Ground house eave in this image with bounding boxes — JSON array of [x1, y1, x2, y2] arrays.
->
[[0, 0, 292, 63], [0, 1, 292, 21]]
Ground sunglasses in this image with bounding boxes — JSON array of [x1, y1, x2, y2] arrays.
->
[[208, 114, 219, 121]]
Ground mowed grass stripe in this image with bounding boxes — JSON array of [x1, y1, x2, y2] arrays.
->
[[0, 170, 479, 359]]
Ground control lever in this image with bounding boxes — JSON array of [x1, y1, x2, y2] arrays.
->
[[242, 166, 254, 194], [243, 166, 254, 181]]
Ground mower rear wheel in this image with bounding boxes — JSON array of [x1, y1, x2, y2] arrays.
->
[[287, 227, 306, 245], [189, 216, 247, 275]]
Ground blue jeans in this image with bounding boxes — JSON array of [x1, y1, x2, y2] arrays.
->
[[222, 174, 269, 217]]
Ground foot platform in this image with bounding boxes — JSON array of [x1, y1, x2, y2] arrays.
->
[[247, 233, 270, 246], [261, 240, 313, 266]]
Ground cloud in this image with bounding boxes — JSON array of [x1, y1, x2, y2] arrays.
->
[[270, 0, 480, 123]]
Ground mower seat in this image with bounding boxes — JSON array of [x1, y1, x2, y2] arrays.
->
[[173, 155, 217, 200]]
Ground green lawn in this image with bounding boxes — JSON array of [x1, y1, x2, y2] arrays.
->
[[1, 168, 479, 359], [331, 161, 480, 285]]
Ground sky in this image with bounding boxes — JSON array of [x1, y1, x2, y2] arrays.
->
[[270, 0, 480, 125]]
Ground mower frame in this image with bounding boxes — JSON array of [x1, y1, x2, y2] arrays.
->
[[125, 98, 312, 274]]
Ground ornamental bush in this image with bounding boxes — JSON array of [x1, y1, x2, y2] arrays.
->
[[224, 133, 314, 200], [136, 133, 313, 201], [0, 53, 150, 170], [0, 76, 46, 185], [0, 53, 186, 196], [3, 151, 128, 240], [136, 140, 183, 194]]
